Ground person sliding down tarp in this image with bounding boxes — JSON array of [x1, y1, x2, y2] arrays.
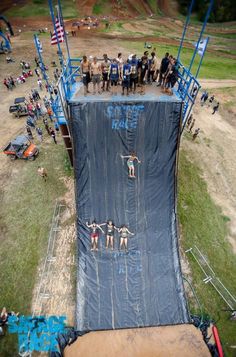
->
[[50, 329, 88, 357], [69, 99, 190, 330]]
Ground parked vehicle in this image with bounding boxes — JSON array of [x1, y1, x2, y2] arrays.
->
[[9, 97, 28, 118], [3, 135, 39, 161]]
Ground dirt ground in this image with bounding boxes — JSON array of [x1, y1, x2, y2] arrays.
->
[[1, 26, 236, 355]]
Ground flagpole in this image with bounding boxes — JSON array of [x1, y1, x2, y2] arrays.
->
[[188, 0, 214, 72], [34, 34, 53, 101], [48, 0, 64, 68], [57, 0, 71, 61], [195, 37, 209, 78], [177, 0, 195, 62]]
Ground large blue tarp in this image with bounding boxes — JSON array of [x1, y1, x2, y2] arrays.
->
[[69, 98, 189, 331]]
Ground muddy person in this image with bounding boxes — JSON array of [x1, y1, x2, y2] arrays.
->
[[49, 127, 57, 144], [100, 220, 119, 250], [212, 102, 219, 115], [118, 225, 134, 251], [121, 152, 141, 178], [121, 59, 131, 96], [189, 118, 195, 133], [186, 114, 193, 129], [101, 54, 111, 92], [26, 125, 34, 140], [36, 127, 43, 142], [116, 52, 123, 84], [147, 52, 158, 84], [90, 57, 102, 94], [81, 55, 91, 96], [157, 52, 169, 86], [129, 55, 139, 94], [192, 128, 200, 141], [37, 166, 47, 182], [109, 58, 119, 95], [138, 56, 148, 95], [86, 221, 105, 251]]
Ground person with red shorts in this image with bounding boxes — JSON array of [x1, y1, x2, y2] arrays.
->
[[86, 221, 105, 251]]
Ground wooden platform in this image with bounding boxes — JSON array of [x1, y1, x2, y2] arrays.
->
[[64, 324, 210, 357]]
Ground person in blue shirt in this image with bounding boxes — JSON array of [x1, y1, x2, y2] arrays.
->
[[109, 59, 120, 95], [121, 59, 131, 96], [129, 54, 139, 94]]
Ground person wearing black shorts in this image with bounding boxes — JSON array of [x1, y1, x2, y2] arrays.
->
[[109, 59, 120, 95], [129, 54, 139, 94], [138, 56, 148, 95], [81, 55, 91, 96], [121, 59, 131, 96], [101, 54, 111, 92]]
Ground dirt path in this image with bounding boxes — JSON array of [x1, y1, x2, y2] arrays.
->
[[183, 100, 236, 253], [200, 79, 236, 89]]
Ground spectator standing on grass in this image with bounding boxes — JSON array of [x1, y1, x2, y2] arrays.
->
[[186, 114, 193, 129], [35, 68, 40, 77], [47, 107, 53, 121], [37, 166, 47, 181], [212, 102, 219, 115], [26, 125, 34, 140], [43, 117, 50, 134], [3, 78, 9, 90], [208, 95, 215, 106], [37, 78, 43, 90], [192, 128, 200, 141], [36, 127, 43, 142], [189, 118, 195, 133], [49, 127, 57, 144]]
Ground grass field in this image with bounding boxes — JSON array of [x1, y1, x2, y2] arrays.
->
[[178, 149, 236, 357], [121, 40, 236, 79], [0, 140, 70, 356], [4, 0, 78, 18]]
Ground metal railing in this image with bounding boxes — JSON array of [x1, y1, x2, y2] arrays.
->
[[186, 245, 236, 311]]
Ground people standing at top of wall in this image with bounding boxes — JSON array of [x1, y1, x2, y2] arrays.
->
[[101, 54, 111, 92], [147, 52, 158, 84], [121, 59, 131, 96], [116, 52, 123, 84], [81, 55, 91, 96], [109, 59, 120, 95], [129, 54, 139, 94], [90, 57, 102, 95], [138, 56, 148, 95], [157, 52, 169, 87]]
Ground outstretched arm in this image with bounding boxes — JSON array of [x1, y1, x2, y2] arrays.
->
[[127, 228, 134, 235], [114, 226, 119, 231], [97, 225, 105, 234], [86, 222, 92, 228], [134, 156, 141, 163], [121, 155, 131, 159]]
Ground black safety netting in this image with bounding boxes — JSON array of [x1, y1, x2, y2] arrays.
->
[[69, 98, 190, 331]]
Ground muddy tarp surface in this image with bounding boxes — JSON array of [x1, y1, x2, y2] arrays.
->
[[69, 99, 189, 330]]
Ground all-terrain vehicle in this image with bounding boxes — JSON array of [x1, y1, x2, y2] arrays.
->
[[9, 97, 28, 118], [3, 135, 39, 161]]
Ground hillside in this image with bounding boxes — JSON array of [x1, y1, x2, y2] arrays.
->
[[0, 0, 178, 18]]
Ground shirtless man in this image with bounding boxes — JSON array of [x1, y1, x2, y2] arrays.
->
[[90, 57, 102, 94], [121, 153, 141, 178], [81, 55, 91, 96], [86, 221, 104, 251], [100, 220, 119, 249], [101, 54, 111, 92], [118, 225, 134, 251]]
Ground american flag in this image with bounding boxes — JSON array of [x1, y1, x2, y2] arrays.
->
[[51, 18, 64, 45]]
